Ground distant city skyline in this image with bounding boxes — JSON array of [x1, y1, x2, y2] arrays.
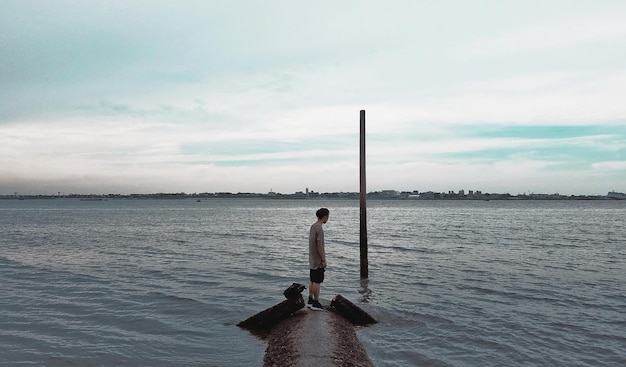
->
[[4, 188, 624, 200], [1, 1, 625, 196]]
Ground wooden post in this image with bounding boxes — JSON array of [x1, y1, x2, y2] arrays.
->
[[359, 110, 368, 279]]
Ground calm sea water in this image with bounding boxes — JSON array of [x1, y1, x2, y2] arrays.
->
[[1, 198, 624, 366]]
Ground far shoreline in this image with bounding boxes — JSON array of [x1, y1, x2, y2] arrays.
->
[[2, 190, 624, 201]]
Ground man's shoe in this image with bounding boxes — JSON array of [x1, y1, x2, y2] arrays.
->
[[307, 296, 314, 307], [310, 300, 325, 311]]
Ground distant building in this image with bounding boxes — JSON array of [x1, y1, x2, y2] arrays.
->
[[417, 191, 436, 199], [607, 191, 626, 199]]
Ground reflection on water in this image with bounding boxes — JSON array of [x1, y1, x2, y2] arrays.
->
[[359, 277, 373, 303]]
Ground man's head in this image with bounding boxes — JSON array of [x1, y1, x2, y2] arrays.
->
[[316, 208, 329, 223]]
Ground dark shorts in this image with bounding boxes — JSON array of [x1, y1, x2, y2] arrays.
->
[[310, 267, 325, 284]]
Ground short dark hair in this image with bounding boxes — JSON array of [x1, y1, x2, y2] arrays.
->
[[316, 208, 329, 219]]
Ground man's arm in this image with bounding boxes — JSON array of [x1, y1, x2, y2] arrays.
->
[[316, 239, 326, 267]]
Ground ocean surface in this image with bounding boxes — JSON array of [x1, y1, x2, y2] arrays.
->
[[1, 198, 624, 367]]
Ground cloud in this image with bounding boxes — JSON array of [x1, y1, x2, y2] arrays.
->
[[592, 161, 626, 170], [458, 13, 626, 58], [370, 70, 626, 125]]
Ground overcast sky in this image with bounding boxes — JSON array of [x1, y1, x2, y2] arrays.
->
[[1, 1, 625, 195]]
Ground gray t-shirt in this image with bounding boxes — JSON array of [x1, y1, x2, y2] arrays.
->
[[309, 223, 324, 269]]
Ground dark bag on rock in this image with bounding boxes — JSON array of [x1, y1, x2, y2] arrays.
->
[[283, 283, 306, 299]]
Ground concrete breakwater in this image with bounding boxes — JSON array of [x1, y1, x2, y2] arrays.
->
[[238, 293, 377, 367]]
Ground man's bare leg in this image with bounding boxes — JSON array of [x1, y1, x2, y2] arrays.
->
[[310, 282, 320, 300]]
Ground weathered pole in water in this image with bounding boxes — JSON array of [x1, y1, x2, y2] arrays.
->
[[359, 110, 368, 279]]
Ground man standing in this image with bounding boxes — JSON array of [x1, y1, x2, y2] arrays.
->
[[308, 208, 329, 310]]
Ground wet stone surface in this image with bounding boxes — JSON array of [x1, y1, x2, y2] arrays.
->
[[263, 303, 374, 367]]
